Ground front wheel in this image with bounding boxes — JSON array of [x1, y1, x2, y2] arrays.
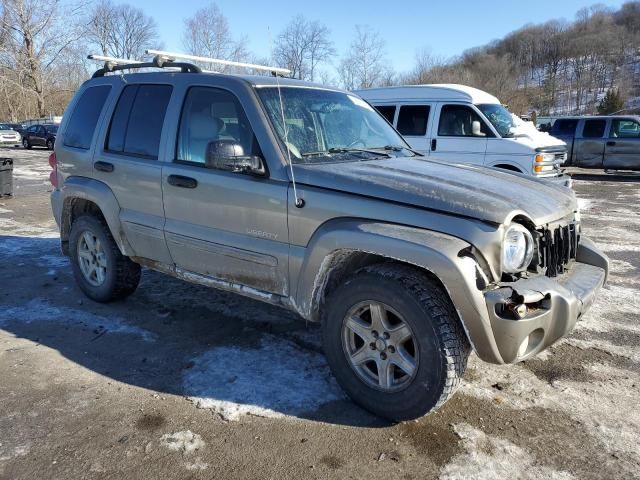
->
[[23, 138, 31, 149], [46, 138, 54, 150], [322, 264, 470, 421], [69, 215, 141, 302]]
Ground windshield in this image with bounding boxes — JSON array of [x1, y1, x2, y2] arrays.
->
[[476, 104, 515, 138], [0, 124, 12, 130], [257, 87, 412, 163]]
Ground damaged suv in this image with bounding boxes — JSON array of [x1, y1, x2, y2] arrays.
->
[[50, 53, 608, 421]]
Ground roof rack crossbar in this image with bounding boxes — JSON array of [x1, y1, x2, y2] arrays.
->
[[88, 54, 202, 77], [145, 49, 291, 76]]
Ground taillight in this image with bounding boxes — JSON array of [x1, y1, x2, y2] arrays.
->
[[48, 152, 58, 188]]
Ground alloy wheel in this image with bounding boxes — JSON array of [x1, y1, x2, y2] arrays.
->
[[77, 231, 107, 287]]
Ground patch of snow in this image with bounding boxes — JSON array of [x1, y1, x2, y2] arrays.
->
[[577, 198, 592, 211], [0, 299, 157, 342], [440, 423, 574, 480], [0, 443, 31, 462], [184, 335, 344, 421], [185, 458, 209, 470], [160, 431, 205, 455], [0, 206, 13, 214]]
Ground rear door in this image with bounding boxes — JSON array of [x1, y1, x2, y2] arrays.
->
[[431, 103, 490, 164], [92, 82, 173, 264], [395, 104, 432, 154], [161, 85, 289, 296], [575, 119, 607, 168], [605, 118, 640, 170]]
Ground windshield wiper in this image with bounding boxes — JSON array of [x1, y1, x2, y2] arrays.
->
[[373, 145, 424, 156], [301, 147, 392, 158]]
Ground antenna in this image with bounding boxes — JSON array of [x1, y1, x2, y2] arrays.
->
[[145, 49, 291, 76]]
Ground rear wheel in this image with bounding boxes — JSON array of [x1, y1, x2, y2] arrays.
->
[[322, 263, 470, 421], [69, 215, 141, 302]]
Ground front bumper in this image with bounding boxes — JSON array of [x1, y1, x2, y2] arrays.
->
[[538, 173, 573, 189], [0, 137, 21, 145], [482, 239, 608, 363]]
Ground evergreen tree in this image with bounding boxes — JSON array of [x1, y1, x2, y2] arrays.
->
[[598, 89, 625, 115]]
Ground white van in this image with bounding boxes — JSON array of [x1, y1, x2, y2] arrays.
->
[[355, 84, 570, 185]]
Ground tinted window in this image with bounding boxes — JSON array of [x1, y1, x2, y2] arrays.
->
[[177, 87, 258, 166], [63, 86, 111, 149], [611, 119, 640, 138], [397, 105, 430, 136], [374, 105, 396, 124], [106, 84, 172, 158], [553, 119, 578, 135], [582, 120, 606, 138], [438, 105, 491, 137]]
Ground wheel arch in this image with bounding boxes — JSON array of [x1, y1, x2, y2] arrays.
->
[[59, 177, 134, 256], [291, 219, 505, 363], [492, 163, 523, 173]]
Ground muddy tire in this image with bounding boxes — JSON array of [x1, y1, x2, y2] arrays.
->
[[322, 263, 470, 421], [69, 215, 141, 302]]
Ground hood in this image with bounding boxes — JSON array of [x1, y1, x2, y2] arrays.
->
[[293, 157, 576, 226], [505, 116, 566, 152]]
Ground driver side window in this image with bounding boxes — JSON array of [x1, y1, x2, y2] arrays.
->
[[177, 87, 258, 167], [438, 105, 490, 137]]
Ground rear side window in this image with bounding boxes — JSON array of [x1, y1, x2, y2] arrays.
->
[[397, 105, 430, 136], [582, 120, 606, 138], [553, 119, 578, 135], [611, 119, 640, 138], [374, 105, 396, 124], [63, 86, 111, 150], [106, 84, 173, 159]]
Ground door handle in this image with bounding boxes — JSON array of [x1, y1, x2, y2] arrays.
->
[[606, 141, 616, 146], [94, 161, 114, 172], [167, 174, 198, 188], [431, 139, 437, 151]]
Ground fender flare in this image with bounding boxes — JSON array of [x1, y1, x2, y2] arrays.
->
[[292, 218, 504, 363], [59, 176, 135, 256]]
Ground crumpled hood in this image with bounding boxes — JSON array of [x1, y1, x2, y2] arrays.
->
[[293, 157, 577, 226]]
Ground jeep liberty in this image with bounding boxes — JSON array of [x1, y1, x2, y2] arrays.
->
[[49, 53, 609, 420]]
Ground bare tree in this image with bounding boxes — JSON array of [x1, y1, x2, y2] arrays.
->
[[0, 0, 83, 117], [182, 2, 248, 71], [273, 15, 334, 81], [86, 0, 160, 60], [339, 25, 388, 89]]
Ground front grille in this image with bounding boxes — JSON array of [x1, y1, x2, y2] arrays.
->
[[534, 223, 579, 277], [554, 152, 567, 163]]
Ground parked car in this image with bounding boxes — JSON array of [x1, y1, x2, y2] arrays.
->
[[0, 123, 22, 147], [22, 123, 57, 150], [50, 54, 608, 421], [355, 84, 570, 186], [550, 116, 640, 171]]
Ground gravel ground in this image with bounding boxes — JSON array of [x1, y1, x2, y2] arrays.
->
[[1, 147, 639, 480]]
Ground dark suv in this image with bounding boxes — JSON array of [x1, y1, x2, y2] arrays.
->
[[49, 54, 608, 420], [22, 124, 58, 150]]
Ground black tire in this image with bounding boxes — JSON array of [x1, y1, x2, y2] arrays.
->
[[23, 138, 31, 149], [46, 138, 54, 150], [322, 263, 470, 421], [69, 215, 141, 302]]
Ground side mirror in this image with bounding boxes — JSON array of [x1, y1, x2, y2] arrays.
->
[[472, 120, 486, 137], [205, 140, 266, 176]]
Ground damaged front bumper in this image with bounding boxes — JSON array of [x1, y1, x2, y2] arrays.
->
[[483, 237, 608, 363]]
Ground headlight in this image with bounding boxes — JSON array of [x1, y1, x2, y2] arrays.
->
[[502, 224, 534, 273]]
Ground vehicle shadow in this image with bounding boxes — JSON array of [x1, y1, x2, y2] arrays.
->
[[0, 234, 388, 428], [569, 171, 640, 183]]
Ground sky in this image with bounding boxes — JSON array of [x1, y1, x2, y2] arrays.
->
[[131, 0, 629, 74]]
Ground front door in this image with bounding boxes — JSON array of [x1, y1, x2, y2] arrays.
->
[[162, 86, 289, 296], [605, 118, 640, 170], [430, 103, 489, 165]]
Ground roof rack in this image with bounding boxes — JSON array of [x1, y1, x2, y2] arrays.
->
[[88, 54, 201, 78], [145, 49, 291, 76]]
